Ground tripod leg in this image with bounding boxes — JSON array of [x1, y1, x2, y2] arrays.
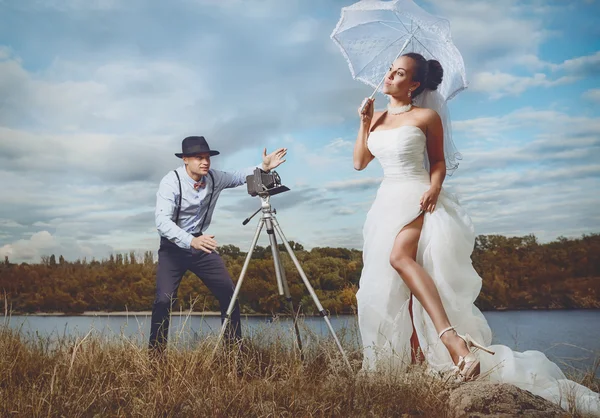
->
[[265, 218, 285, 296], [271, 218, 353, 371], [211, 218, 264, 360], [265, 217, 304, 360]]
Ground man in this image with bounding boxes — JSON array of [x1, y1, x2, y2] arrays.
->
[[149, 135, 287, 353]]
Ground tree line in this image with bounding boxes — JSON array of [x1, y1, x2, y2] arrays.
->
[[1, 234, 599, 315]]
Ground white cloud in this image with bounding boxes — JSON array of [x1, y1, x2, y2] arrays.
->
[[551, 51, 600, 76], [464, 50, 599, 98], [0, 219, 24, 228], [512, 54, 554, 71], [583, 88, 600, 103], [450, 173, 599, 243], [420, 2, 599, 99], [325, 138, 354, 153], [289, 137, 346, 169], [197, 0, 300, 19], [454, 108, 600, 144], [0, 127, 174, 182], [424, 0, 548, 72], [5, 0, 125, 12], [283, 17, 321, 45], [312, 227, 363, 250], [0, 228, 117, 263], [0, 231, 57, 261], [325, 177, 382, 191], [470, 71, 578, 99], [333, 207, 356, 216], [0, 46, 11, 60], [0, 51, 211, 133], [445, 109, 600, 242]]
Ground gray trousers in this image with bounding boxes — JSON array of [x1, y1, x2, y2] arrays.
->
[[148, 237, 241, 352]]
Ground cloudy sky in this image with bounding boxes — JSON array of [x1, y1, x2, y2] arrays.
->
[[0, 0, 599, 263]]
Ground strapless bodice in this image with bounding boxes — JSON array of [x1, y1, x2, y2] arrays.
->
[[368, 125, 430, 184]]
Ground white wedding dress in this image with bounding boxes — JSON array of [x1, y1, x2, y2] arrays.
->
[[357, 125, 600, 415]]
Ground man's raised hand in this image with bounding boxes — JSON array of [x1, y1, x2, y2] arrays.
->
[[262, 147, 287, 172]]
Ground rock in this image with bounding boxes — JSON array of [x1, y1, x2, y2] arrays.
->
[[446, 382, 571, 418]]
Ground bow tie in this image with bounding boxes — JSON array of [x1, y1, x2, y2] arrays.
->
[[193, 181, 206, 190]]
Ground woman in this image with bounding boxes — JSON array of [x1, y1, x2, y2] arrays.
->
[[354, 52, 599, 414]]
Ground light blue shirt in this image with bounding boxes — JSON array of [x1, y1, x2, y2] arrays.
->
[[155, 165, 258, 249]]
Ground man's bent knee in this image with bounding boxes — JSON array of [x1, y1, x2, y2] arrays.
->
[[154, 293, 177, 308]]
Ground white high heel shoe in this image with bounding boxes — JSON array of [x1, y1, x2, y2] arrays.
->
[[438, 326, 495, 381]]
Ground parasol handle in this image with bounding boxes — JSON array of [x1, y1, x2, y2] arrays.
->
[[360, 34, 415, 114]]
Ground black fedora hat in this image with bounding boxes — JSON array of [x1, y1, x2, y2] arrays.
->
[[175, 136, 220, 158]]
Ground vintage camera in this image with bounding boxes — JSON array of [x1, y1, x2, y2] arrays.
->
[[246, 168, 290, 197]]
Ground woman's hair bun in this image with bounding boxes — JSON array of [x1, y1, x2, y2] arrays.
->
[[425, 59, 443, 91]]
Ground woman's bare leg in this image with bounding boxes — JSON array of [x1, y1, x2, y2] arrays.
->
[[409, 297, 424, 363], [389, 214, 470, 365]]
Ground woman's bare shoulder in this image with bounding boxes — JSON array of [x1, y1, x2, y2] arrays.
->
[[412, 106, 440, 122]]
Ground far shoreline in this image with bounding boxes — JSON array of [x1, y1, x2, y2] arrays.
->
[[6, 307, 600, 317], [7, 311, 270, 317]]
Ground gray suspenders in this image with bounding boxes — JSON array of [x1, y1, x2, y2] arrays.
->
[[172, 170, 215, 234]]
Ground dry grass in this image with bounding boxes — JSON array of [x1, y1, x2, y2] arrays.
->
[[1, 318, 598, 418], [568, 356, 600, 395], [0, 323, 452, 418]]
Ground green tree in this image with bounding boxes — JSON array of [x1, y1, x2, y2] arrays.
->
[[1, 234, 598, 314], [220, 245, 242, 258], [143, 251, 154, 265]]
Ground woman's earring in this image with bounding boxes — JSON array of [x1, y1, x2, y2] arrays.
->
[[408, 90, 412, 98]]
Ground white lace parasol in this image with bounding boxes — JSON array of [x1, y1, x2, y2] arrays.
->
[[330, 0, 468, 101]]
